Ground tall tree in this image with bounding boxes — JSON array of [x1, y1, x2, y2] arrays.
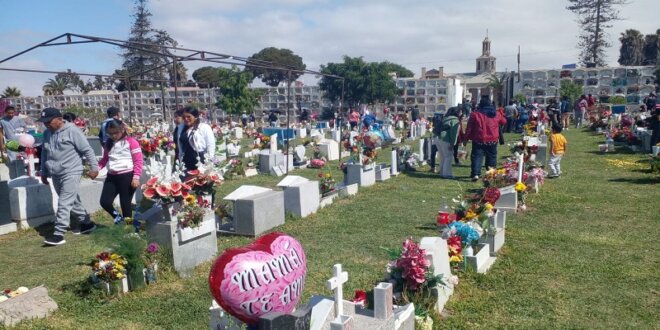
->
[[642, 29, 660, 66], [121, 0, 181, 89], [1, 87, 21, 98], [169, 62, 188, 87], [54, 71, 84, 92], [486, 73, 505, 105], [381, 62, 414, 78], [560, 80, 583, 104], [42, 77, 69, 96], [245, 47, 306, 87], [192, 66, 221, 88], [319, 56, 400, 108], [566, 0, 629, 67], [93, 75, 106, 90], [215, 66, 261, 114], [618, 29, 644, 66]]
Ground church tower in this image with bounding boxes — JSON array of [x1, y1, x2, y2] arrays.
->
[[476, 34, 496, 74]]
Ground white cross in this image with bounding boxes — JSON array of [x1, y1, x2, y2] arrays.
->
[[326, 264, 348, 318], [517, 153, 524, 182]]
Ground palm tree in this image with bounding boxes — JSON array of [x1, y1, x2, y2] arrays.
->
[[42, 77, 69, 96], [1, 86, 21, 98], [618, 29, 644, 66], [486, 73, 505, 106]]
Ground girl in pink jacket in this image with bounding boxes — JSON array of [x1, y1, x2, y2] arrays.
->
[[98, 119, 143, 223]]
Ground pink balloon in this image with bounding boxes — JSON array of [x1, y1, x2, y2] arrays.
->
[[18, 134, 35, 148], [209, 232, 307, 325]]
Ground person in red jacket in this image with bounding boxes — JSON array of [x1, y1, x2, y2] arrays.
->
[[465, 95, 507, 181]]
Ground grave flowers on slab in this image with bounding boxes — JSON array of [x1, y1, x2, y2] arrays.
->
[[176, 194, 212, 229], [384, 237, 445, 322], [141, 176, 191, 205], [318, 172, 336, 196], [184, 159, 224, 196], [252, 133, 271, 150], [90, 252, 129, 295], [222, 158, 245, 180], [308, 158, 326, 169], [352, 289, 368, 308], [447, 221, 482, 257], [515, 181, 530, 211]]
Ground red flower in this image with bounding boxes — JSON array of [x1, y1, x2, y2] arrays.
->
[[483, 187, 501, 204], [352, 290, 367, 307]]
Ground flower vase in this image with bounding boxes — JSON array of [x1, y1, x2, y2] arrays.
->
[[143, 263, 158, 285], [161, 202, 181, 223], [462, 245, 474, 257], [102, 277, 129, 296], [529, 154, 536, 162]]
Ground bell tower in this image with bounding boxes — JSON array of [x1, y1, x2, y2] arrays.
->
[[476, 31, 496, 74]]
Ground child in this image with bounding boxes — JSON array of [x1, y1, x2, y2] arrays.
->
[[98, 119, 143, 223], [548, 125, 567, 178]]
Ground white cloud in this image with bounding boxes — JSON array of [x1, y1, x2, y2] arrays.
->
[[1, 0, 657, 97]]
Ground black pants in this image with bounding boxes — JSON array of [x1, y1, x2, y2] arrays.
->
[[430, 141, 438, 169], [453, 144, 459, 164], [470, 142, 498, 178], [100, 172, 136, 219]]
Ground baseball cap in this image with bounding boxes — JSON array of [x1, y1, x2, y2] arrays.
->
[[37, 107, 62, 123]]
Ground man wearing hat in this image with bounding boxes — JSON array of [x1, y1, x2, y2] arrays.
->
[[38, 107, 99, 246]]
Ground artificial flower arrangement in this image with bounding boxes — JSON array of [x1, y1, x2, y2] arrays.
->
[[184, 158, 224, 196], [141, 176, 191, 204], [383, 237, 445, 322], [514, 181, 530, 211], [526, 163, 548, 186], [175, 194, 212, 228], [308, 158, 326, 169], [318, 172, 336, 196], [91, 252, 128, 283], [342, 131, 382, 166], [222, 158, 245, 180], [252, 133, 271, 150], [482, 163, 518, 188], [136, 131, 175, 158], [0, 287, 29, 303], [210, 123, 224, 140]]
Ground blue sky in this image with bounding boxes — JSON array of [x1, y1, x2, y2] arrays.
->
[[1, 0, 657, 96]]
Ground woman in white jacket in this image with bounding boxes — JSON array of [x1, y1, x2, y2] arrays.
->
[[178, 106, 216, 171]]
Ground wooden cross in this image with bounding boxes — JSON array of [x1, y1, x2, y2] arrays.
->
[[326, 264, 348, 318]]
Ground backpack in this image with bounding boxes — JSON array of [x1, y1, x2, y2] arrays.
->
[[431, 113, 444, 136]]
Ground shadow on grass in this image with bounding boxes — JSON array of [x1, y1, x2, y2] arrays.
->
[[585, 148, 640, 155], [608, 177, 660, 185]]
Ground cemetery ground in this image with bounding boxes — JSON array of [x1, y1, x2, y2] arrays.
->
[[0, 129, 658, 329]]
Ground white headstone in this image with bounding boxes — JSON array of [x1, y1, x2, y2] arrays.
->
[[270, 134, 278, 153], [318, 140, 339, 161], [232, 127, 243, 139], [223, 185, 272, 201], [390, 149, 399, 175], [294, 146, 306, 160], [276, 175, 308, 187], [418, 139, 425, 161]]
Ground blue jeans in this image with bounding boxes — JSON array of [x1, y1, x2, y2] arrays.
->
[[470, 142, 497, 178]]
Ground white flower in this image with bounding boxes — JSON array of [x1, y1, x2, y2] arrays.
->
[[448, 275, 459, 286]]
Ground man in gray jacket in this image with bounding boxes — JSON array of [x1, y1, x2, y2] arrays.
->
[[38, 108, 99, 246]]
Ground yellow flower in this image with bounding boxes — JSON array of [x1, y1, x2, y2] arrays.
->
[[325, 173, 331, 179], [497, 168, 506, 175], [185, 195, 196, 205], [515, 182, 526, 192], [450, 255, 463, 263], [465, 209, 477, 219], [484, 203, 493, 211]]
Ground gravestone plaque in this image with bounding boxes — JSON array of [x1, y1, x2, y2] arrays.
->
[[258, 305, 312, 330]]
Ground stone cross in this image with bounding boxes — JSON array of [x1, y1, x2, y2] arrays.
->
[[326, 264, 349, 318]]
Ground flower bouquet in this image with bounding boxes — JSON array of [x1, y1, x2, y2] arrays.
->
[[252, 133, 271, 150], [176, 194, 212, 228], [141, 176, 191, 205], [90, 251, 129, 295], [308, 158, 326, 169], [383, 237, 445, 322], [0, 287, 29, 303], [318, 172, 336, 196], [223, 158, 245, 180], [184, 158, 224, 196]]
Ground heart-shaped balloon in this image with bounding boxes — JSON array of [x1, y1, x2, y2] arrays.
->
[[209, 232, 307, 325]]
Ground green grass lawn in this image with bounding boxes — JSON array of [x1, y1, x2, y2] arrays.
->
[[0, 129, 658, 329]]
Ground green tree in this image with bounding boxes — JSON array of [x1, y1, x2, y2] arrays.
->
[[93, 75, 106, 90], [486, 73, 505, 105], [42, 77, 70, 95], [215, 66, 261, 114], [245, 47, 306, 87], [319, 56, 400, 108], [642, 29, 659, 66], [566, 0, 629, 67], [381, 62, 414, 78], [121, 0, 181, 89], [1, 87, 21, 98], [63, 105, 105, 125], [513, 93, 527, 105], [560, 80, 583, 104], [618, 29, 644, 66], [192, 66, 221, 88], [53, 71, 84, 92]]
